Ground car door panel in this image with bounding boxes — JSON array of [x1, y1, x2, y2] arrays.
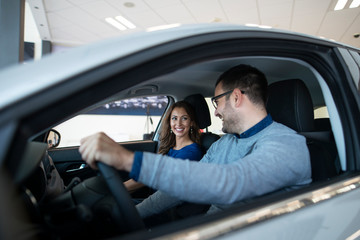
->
[[217, 178, 360, 240], [49, 140, 158, 185]]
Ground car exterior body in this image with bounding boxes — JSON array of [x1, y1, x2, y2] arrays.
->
[[0, 23, 359, 239]]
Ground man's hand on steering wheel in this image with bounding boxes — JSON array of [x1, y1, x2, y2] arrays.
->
[[79, 132, 134, 171], [79, 132, 145, 231]]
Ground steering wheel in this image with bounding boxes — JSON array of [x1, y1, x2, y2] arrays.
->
[[97, 162, 145, 231]]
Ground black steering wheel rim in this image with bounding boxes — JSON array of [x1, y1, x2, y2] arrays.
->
[[97, 162, 145, 232]]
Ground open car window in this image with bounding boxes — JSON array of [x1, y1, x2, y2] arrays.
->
[[53, 96, 169, 148]]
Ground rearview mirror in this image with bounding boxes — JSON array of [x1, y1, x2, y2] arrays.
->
[[47, 129, 61, 148]]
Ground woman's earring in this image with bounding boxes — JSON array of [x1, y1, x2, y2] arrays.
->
[[190, 127, 193, 134], [170, 129, 173, 134]]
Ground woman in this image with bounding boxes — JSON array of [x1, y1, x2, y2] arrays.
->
[[125, 100, 202, 192]]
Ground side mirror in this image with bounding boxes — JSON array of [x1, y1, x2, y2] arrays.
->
[[47, 129, 61, 148]]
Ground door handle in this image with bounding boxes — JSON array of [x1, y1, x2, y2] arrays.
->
[[66, 163, 87, 173]]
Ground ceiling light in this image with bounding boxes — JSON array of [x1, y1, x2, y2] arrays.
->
[[334, 0, 348, 10], [350, 0, 360, 8], [115, 16, 136, 29], [105, 17, 126, 31]]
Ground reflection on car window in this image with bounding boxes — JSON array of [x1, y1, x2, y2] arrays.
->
[[54, 96, 168, 147], [314, 106, 329, 119], [205, 97, 224, 135]]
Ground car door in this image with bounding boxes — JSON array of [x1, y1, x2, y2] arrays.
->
[[48, 96, 169, 185]]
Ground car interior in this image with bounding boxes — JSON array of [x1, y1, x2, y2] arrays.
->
[[267, 79, 340, 181], [17, 54, 345, 239]]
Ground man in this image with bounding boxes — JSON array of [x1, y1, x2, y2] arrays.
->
[[79, 64, 311, 215]]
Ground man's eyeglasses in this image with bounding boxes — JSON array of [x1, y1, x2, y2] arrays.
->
[[211, 89, 245, 109]]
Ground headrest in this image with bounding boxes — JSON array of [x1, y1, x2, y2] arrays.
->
[[184, 94, 211, 129], [267, 79, 314, 132]]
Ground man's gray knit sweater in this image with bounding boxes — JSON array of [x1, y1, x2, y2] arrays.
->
[[136, 121, 311, 217]]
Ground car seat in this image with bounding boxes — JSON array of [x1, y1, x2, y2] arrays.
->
[[184, 93, 220, 154], [266, 79, 339, 182]]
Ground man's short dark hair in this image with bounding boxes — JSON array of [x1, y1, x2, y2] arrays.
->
[[216, 64, 268, 107]]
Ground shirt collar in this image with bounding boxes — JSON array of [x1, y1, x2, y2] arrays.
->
[[234, 114, 273, 139]]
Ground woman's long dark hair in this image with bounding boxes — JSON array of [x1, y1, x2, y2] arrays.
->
[[158, 101, 201, 155]]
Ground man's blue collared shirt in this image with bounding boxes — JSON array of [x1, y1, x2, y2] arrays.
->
[[234, 114, 273, 139]]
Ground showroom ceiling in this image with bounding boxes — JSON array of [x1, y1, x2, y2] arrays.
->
[[27, 0, 360, 48]]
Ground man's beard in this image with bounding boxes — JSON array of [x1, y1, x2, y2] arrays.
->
[[222, 118, 236, 133], [221, 106, 238, 134]]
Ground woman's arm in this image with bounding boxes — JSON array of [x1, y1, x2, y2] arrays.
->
[[124, 179, 145, 193]]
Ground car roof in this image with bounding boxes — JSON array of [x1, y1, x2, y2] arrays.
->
[[0, 23, 355, 111]]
